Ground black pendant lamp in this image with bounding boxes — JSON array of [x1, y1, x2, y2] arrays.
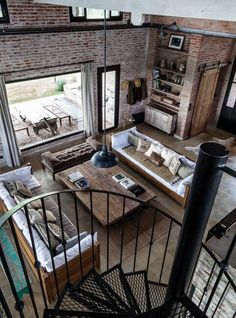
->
[[91, 10, 118, 168]]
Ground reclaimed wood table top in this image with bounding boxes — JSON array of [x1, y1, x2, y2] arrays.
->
[[58, 161, 156, 226]]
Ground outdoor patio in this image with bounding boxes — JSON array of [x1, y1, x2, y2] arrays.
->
[[9, 94, 84, 148]]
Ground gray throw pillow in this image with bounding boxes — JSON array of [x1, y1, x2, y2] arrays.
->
[[128, 132, 139, 148], [55, 232, 88, 255], [4, 181, 18, 197], [177, 164, 193, 179]]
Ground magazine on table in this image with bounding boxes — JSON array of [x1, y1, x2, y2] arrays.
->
[[68, 171, 84, 182], [112, 173, 145, 196]]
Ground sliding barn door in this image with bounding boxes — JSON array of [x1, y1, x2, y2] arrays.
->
[[190, 68, 220, 137]]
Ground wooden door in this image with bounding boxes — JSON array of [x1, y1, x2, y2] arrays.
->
[[190, 68, 220, 137]]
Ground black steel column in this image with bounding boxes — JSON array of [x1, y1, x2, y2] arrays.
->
[[166, 142, 229, 299]]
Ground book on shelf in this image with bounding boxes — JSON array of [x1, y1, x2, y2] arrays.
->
[[68, 171, 84, 182]]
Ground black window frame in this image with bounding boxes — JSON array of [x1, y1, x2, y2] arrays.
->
[[0, 0, 10, 23], [69, 7, 122, 22]]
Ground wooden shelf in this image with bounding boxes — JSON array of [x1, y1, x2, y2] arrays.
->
[[152, 88, 181, 100], [158, 46, 189, 56], [154, 66, 185, 76], [157, 78, 183, 89], [149, 98, 179, 113]]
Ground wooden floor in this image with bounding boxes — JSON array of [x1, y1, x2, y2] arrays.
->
[[1, 123, 236, 317]]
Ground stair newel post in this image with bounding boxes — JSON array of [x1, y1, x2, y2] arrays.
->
[[166, 142, 229, 300]]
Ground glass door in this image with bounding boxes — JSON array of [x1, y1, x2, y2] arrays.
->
[[97, 65, 120, 132]]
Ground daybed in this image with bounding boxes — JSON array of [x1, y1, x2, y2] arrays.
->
[[0, 165, 100, 303], [41, 137, 102, 180], [112, 127, 196, 207]]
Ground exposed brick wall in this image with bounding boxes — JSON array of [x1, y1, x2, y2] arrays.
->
[[0, 0, 131, 28], [150, 15, 236, 34], [144, 28, 235, 139]]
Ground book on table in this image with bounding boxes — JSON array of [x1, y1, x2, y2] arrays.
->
[[75, 178, 90, 190], [68, 171, 84, 182]]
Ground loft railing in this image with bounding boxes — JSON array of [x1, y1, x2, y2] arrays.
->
[[0, 189, 181, 317], [0, 189, 235, 318]]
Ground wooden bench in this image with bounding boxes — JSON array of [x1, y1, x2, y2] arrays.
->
[[44, 104, 72, 126]]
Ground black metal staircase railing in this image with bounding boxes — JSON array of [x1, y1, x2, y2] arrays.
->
[[0, 189, 182, 317], [0, 141, 236, 318], [0, 188, 235, 318]]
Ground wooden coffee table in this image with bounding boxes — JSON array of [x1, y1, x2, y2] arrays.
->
[[58, 161, 156, 225]]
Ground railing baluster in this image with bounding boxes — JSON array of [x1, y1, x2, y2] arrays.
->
[[89, 191, 95, 270], [41, 198, 60, 300], [159, 219, 173, 284], [146, 207, 157, 273], [106, 193, 110, 271], [24, 204, 48, 309], [73, 191, 83, 278], [0, 288, 13, 318], [198, 261, 217, 309], [211, 281, 229, 318], [133, 203, 141, 272], [119, 196, 126, 265], [204, 233, 236, 315], [0, 241, 25, 318], [9, 218, 39, 318], [57, 193, 70, 285], [186, 246, 202, 296]]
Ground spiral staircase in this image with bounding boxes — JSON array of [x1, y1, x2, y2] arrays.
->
[[0, 143, 236, 318]]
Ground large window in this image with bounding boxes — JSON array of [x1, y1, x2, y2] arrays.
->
[[6, 72, 83, 149], [0, 0, 10, 23], [70, 7, 122, 22]]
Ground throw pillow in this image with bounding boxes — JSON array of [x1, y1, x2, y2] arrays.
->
[[30, 199, 42, 209], [169, 156, 181, 176], [137, 138, 151, 153], [28, 208, 43, 224], [15, 181, 32, 197], [128, 132, 139, 148], [149, 152, 164, 167], [145, 143, 162, 157], [3, 181, 18, 197], [161, 148, 176, 167], [177, 164, 193, 179], [37, 209, 57, 223], [48, 223, 70, 241], [55, 232, 88, 255]]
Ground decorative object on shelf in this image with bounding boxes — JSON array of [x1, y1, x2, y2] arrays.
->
[[178, 62, 186, 73], [163, 84, 171, 92], [160, 58, 167, 68], [153, 68, 160, 79], [151, 93, 163, 103], [91, 10, 118, 168], [163, 97, 175, 105], [169, 60, 177, 70], [168, 34, 185, 50], [121, 80, 129, 91]]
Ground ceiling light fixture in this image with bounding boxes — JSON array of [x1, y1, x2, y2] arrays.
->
[[91, 10, 118, 168], [159, 22, 177, 38]]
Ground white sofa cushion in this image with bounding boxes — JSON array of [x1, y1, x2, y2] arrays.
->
[[0, 166, 40, 190], [161, 148, 176, 167], [145, 143, 163, 157]]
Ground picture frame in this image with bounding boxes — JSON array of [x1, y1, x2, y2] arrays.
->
[[168, 34, 185, 50]]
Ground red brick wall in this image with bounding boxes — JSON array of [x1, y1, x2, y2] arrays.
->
[[145, 27, 235, 139], [0, 0, 130, 28]]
